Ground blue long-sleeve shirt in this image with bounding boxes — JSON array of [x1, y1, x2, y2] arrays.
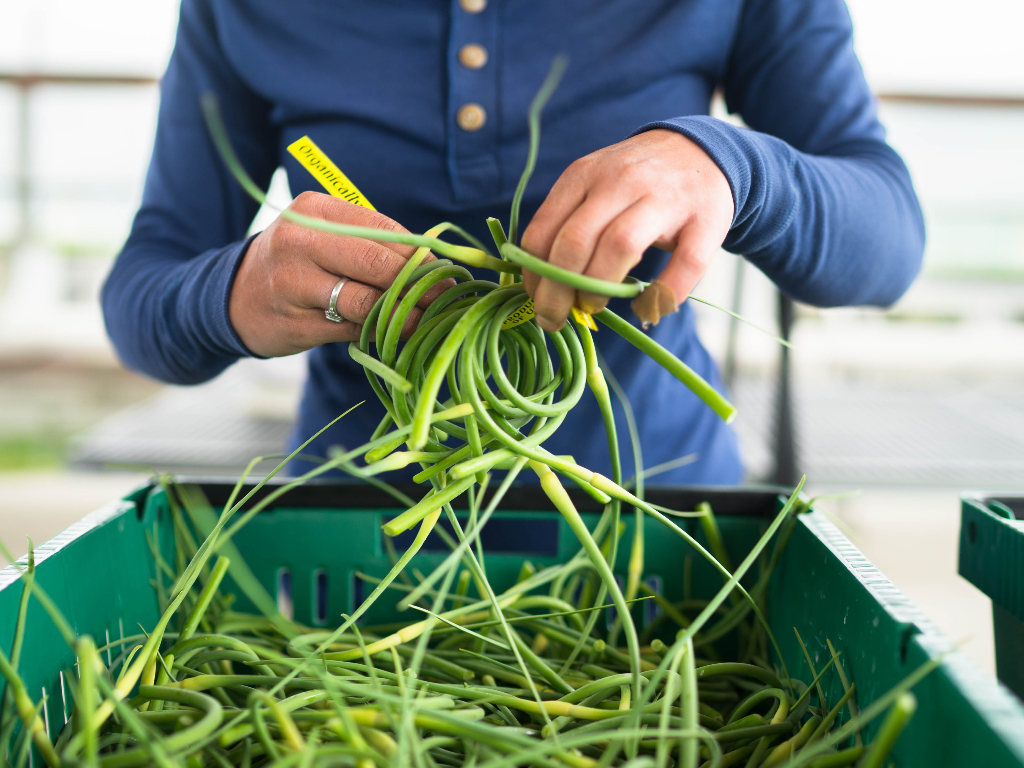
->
[[102, 0, 924, 484]]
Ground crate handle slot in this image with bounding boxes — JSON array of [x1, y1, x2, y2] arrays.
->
[[644, 575, 663, 628], [313, 569, 329, 626], [350, 573, 370, 626], [276, 568, 294, 621], [606, 575, 626, 631]]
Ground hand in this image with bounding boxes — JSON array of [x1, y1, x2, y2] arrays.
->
[[229, 192, 450, 357], [520, 129, 734, 330]]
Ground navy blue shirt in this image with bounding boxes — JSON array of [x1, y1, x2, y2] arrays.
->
[[102, 0, 924, 484]]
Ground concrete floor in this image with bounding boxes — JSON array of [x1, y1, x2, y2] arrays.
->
[[0, 470, 998, 682], [0, 469, 148, 563]]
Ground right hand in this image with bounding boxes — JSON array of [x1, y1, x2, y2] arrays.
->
[[229, 191, 451, 357]]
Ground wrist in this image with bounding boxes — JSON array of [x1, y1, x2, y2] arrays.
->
[[631, 116, 747, 230]]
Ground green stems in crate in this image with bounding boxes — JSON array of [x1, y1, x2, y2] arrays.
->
[[180, 556, 231, 643], [76, 636, 100, 765], [826, 638, 862, 747], [0, 544, 33, 760], [568, 320, 625, 666], [784, 658, 939, 768], [531, 460, 642, 701], [808, 684, 858, 747], [855, 693, 917, 768], [597, 346, 645, 653], [678, 639, 699, 768], [793, 627, 827, 713], [0, 645, 58, 766], [0, 477, 943, 767]]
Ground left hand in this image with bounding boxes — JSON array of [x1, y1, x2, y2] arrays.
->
[[521, 129, 735, 331]]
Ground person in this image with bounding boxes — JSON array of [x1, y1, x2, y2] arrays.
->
[[102, 0, 924, 485]]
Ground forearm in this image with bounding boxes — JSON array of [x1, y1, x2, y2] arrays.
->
[[101, 236, 257, 385]]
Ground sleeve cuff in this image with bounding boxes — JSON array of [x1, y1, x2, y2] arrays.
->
[[177, 232, 265, 363], [221, 232, 265, 359]]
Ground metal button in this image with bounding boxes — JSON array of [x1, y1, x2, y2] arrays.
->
[[459, 0, 486, 12], [456, 103, 487, 132], [458, 44, 488, 70]]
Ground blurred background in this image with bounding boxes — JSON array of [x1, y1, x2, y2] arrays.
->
[[0, 0, 1022, 676]]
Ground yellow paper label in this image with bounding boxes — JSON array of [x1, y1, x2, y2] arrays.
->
[[288, 134, 596, 332], [287, 136, 376, 210], [501, 298, 536, 329], [500, 299, 596, 331], [572, 307, 598, 331]]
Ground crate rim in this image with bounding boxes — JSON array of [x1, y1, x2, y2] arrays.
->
[[0, 498, 135, 592]]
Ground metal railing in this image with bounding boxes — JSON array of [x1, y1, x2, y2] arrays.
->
[[878, 92, 1024, 108], [0, 72, 158, 251]]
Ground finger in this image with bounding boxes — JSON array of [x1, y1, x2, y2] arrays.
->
[[520, 160, 591, 297], [299, 304, 427, 351], [303, 309, 364, 346], [302, 231, 419, 289], [314, 273, 431, 337], [576, 196, 680, 314], [656, 219, 723, 308], [533, 189, 632, 330], [291, 227, 452, 309], [315, 276, 384, 326], [290, 191, 452, 305], [292, 191, 416, 258]]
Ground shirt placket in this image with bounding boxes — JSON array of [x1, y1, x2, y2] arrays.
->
[[447, 0, 500, 203]]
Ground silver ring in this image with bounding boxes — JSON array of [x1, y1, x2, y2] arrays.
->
[[325, 277, 348, 323]]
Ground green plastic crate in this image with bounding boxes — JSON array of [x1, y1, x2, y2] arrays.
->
[[3, 481, 1024, 767], [959, 493, 1024, 701]]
